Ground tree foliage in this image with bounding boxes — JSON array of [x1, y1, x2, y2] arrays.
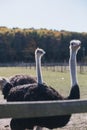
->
[[0, 27, 87, 63]]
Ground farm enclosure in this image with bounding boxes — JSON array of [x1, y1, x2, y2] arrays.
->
[[0, 66, 87, 130]]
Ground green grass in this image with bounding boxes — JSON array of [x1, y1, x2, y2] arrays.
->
[[0, 66, 87, 98]]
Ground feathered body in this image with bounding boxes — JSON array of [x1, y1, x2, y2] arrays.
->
[[7, 83, 63, 101], [9, 74, 37, 87], [0, 74, 36, 91], [10, 115, 70, 130], [8, 83, 72, 129], [2, 75, 36, 99], [7, 83, 79, 130]]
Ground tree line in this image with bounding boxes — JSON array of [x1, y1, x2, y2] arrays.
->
[[0, 27, 87, 63]]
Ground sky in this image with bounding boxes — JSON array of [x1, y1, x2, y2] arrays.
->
[[0, 0, 87, 32]]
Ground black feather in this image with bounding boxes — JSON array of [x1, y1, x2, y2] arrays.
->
[[5, 83, 80, 129]]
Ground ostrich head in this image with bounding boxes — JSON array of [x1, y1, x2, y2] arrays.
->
[[70, 40, 81, 52], [35, 48, 45, 59], [0, 77, 9, 91]]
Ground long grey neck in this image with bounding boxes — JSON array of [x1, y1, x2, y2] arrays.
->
[[69, 50, 78, 87], [36, 56, 43, 84]]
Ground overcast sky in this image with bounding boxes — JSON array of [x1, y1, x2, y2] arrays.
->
[[0, 0, 87, 32]]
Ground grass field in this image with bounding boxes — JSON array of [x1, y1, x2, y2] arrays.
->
[[0, 66, 87, 130], [0, 66, 87, 98]]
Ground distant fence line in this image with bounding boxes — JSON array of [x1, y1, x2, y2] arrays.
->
[[0, 62, 87, 73]]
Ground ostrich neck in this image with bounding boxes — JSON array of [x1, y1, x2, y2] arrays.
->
[[36, 56, 43, 84], [69, 50, 78, 87]]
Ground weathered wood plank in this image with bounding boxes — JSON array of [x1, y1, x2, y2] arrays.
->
[[0, 99, 87, 119]]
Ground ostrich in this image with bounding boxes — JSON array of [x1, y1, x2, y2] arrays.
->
[[0, 74, 37, 91], [6, 40, 81, 130], [0, 48, 45, 99]]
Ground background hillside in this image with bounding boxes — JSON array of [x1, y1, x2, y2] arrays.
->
[[0, 27, 87, 63]]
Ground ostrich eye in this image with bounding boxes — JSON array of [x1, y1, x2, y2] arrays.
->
[[71, 43, 74, 46], [37, 50, 41, 53]]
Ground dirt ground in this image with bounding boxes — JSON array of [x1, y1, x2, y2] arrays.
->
[[0, 114, 87, 130]]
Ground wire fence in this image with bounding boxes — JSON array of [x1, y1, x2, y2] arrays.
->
[[0, 62, 87, 73]]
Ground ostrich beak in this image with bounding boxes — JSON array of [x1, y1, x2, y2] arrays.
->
[[78, 42, 81, 49], [43, 51, 46, 55]]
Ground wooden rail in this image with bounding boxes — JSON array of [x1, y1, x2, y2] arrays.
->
[[0, 99, 87, 119]]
